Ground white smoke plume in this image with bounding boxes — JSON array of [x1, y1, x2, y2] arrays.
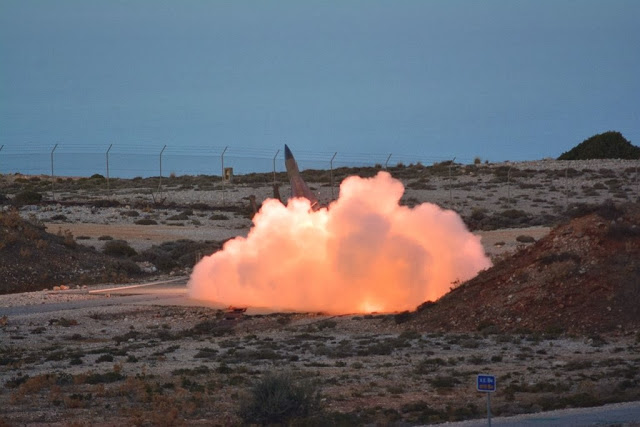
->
[[188, 172, 491, 314]]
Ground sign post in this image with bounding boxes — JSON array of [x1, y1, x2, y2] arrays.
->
[[477, 374, 496, 426]]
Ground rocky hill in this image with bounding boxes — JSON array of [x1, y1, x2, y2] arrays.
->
[[558, 131, 640, 160], [411, 202, 640, 334], [0, 210, 144, 294]]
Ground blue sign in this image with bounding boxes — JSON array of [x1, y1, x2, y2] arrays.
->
[[477, 374, 496, 392]]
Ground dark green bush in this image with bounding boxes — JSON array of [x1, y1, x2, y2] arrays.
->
[[516, 235, 535, 243], [92, 199, 121, 208], [137, 239, 221, 272], [103, 240, 137, 257], [111, 259, 141, 274], [167, 212, 190, 221], [559, 131, 640, 160], [135, 218, 157, 225], [210, 213, 229, 220], [13, 189, 43, 205], [84, 371, 125, 384], [239, 372, 321, 425]]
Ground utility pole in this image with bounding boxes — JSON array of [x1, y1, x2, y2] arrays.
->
[[158, 145, 167, 192], [221, 146, 228, 204], [106, 144, 112, 193], [51, 143, 58, 200], [272, 149, 280, 185], [330, 152, 337, 200]]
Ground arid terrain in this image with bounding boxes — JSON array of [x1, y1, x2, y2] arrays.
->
[[1, 158, 639, 425]]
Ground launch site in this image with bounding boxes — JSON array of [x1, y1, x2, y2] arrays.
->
[[1, 142, 639, 425]]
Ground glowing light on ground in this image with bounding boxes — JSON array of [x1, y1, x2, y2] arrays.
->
[[188, 172, 491, 314]]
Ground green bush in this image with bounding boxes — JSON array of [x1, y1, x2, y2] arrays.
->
[[135, 218, 157, 225], [167, 212, 190, 221], [559, 131, 640, 160], [239, 372, 321, 425], [13, 189, 43, 205], [103, 240, 137, 257], [137, 239, 221, 272], [210, 213, 229, 220]]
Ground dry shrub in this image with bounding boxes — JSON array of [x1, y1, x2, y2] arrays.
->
[[117, 377, 149, 402], [57, 228, 77, 248], [10, 374, 56, 403], [0, 209, 22, 228]]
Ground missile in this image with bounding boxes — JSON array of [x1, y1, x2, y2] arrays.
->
[[284, 144, 319, 210]]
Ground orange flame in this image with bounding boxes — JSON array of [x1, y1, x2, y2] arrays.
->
[[188, 172, 491, 314]]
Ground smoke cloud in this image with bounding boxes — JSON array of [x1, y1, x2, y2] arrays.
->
[[188, 172, 491, 314]]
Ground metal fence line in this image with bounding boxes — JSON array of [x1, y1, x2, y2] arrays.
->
[[0, 144, 467, 178]]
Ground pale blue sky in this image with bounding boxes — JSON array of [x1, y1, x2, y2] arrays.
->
[[1, 1, 639, 167]]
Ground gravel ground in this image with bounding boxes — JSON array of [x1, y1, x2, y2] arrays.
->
[[1, 282, 638, 425], [1, 158, 639, 425]]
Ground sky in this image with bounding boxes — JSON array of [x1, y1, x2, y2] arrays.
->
[[1, 0, 639, 169]]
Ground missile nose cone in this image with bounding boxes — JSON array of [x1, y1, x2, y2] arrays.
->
[[284, 144, 294, 161]]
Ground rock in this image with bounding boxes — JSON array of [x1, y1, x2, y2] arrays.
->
[[136, 261, 157, 273]]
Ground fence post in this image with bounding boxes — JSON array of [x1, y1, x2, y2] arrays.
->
[[385, 153, 392, 169], [0, 145, 3, 175], [106, 144, 112, 193], [272, 149, 280, 185], [158, 145, 167, 193], [221, 146, 228, 204], [51, 143, 58, 201], [330, 152, 337, 200]]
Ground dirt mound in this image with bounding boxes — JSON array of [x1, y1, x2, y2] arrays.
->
[[411, 202, 640, 334], [0, 210, 143, 294]]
